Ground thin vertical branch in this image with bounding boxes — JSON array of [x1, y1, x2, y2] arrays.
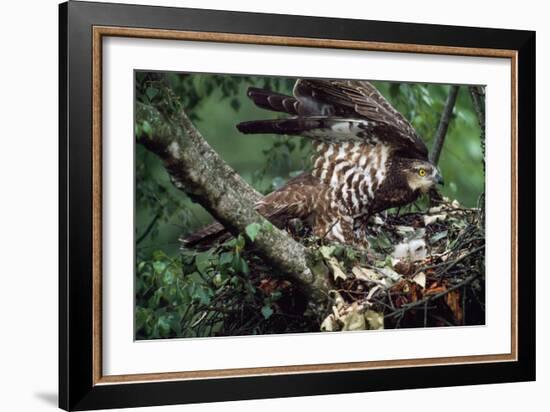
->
[[429, 85, 460, 165], [468, 85, 486, 225], [468, 86, 486, 171]]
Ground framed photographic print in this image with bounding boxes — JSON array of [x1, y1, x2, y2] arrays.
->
[[59, 1, 535, 410]]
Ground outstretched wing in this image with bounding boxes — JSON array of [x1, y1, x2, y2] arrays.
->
[[237, 79, 429, 160], [294, 79, 428, 159]]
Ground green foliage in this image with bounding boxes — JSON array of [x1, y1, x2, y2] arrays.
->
[[245, 223, 261, 242], [136, 234, 315, 339]]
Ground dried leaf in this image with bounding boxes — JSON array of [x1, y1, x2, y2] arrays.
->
[[329, 290, 346, 309], [445, 290, 463, 324], [320, 314, 338, 331], [366, 285, 382, 301], [258, 278, 291, 295], [424, 213, 447, 226], [328, 258, 347, 281], [381, 267, 402, 283], [396, 225, 415, 234], [319, 245, 335, 259], [341, 303, 367, 331], [365, 310, 384, 330], [425, 282, 447, 296], [393, 260, 414, 276], [412, 272, 427, 289], [352, 266, 380, 282]]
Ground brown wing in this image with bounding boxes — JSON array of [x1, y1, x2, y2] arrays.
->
[[293, 79, 428, 160], [254, 173, 324, 223], [237, 79, 428, 160], [181, 173, 325, 249]]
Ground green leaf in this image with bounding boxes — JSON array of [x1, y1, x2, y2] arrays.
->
[[162, 269, 175, 285], [240, 258, 249, 275], [219, 252, 233, 267], [212, 273, 225, 287], [261, 305, 274, 319], [235, 234, 246, 251], [430, 230, 448, 244], [145, 86, 159, 101], [193, 287, 211, 305], [270, 290, 283, 301], [137, 261, 147, 272], [245, 223, 261, 242], [156, 315, 171, 337], [141, 120, 153, 138], [152, 261, 166, 275], [195, 252, 212, 274], [319, 245, 335, 259], [262, 220, 274, 232], [135, 307, 150, 331], [148, 288, 163, 307]]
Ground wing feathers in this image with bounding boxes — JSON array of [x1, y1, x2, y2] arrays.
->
[[295, 79, 428, 158], [246, 87, 299, 115], [238, 79, 428, 160]]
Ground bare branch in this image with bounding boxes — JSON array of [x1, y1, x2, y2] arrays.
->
[[468, 85, 486, 169], [429, 85, 460, 165], [468, 85, 486, 223]]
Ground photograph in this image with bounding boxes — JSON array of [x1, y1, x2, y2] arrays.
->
[[134, 71, 486, 340]]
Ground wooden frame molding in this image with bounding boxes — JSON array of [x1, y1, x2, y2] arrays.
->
[[91, 26, 518, 386]]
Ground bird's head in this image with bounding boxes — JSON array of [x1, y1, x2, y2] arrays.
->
[[403, 159, 444, 193]]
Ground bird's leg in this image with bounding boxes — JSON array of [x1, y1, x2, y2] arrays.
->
[[351, 214, 373, 249], [340, 216, 356, 246]]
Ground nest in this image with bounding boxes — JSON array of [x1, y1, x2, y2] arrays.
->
[[318, 200, 485, 331], [175, 199, 485, 338]]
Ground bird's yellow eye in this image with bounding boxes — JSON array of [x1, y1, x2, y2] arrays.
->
[[418, 168, 426, 177]]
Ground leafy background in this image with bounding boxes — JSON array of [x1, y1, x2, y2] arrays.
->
[[135, 72, 484, 339]]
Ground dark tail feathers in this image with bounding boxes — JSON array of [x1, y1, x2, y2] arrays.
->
[[246, 87, 299, 115], [236, 117, 329, 135], [180, 222, 230, 249]]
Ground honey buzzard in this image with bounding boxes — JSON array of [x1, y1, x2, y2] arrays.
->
[[183, 79, 443, 248]]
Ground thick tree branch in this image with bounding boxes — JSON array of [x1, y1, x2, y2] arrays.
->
[[429, 85, 460, 165], [136, 101, 330, 305]]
